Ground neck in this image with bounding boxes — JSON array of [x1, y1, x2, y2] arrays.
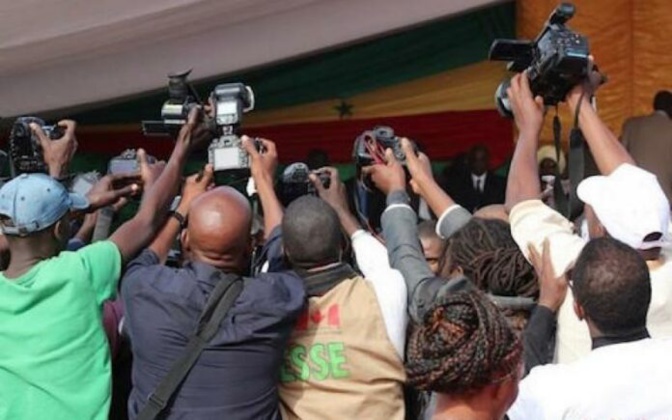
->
[[434, 392, 499, 420], [587, 319, 650, 350], [5, 248, 56, 279]]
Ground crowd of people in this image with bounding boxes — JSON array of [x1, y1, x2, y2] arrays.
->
[[2, 64, 672, 420]]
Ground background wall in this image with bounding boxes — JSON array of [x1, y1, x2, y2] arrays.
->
[[518, 0, 672, 144]]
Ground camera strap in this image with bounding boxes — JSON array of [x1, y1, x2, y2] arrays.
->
[[552, 108, 587, 221]]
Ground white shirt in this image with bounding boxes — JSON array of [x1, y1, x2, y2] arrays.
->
[[509, 199, 672, 363], [508, 338, 672, 420], [471, 173, 487, 192], [350, 230, 408, 360]]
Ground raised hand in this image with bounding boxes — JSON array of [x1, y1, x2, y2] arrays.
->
[[507, 71, 546, 137], [362, 149, 406, 195], [86, 173, 141, 211], [528, 239, 569, 313], [31, 120, 78, 178]]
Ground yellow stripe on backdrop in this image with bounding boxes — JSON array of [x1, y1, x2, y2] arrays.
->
[[78, 60, 508, 134], [518, 0, 672, 144], [244, 61, 507, 127]]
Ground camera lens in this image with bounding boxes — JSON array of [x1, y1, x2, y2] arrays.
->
[[495, 79, 514, 119]]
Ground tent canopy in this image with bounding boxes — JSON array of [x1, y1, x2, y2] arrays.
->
[[0, 0, 503, 118]]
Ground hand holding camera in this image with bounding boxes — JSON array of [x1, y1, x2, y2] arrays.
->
[[242, 136, 275, 184], [362, 149, 407, 196], [310, 167, 348, 215], [179, 164, 215, 213], [506, 71, 546, 137], [28, 119, 77, 178]]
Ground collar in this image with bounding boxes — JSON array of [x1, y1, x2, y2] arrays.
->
[[184, 260, 243, 288], [591, 327, 650, 350], [296, 263, 357, 297]]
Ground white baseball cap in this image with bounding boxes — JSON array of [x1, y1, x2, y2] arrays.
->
[[577, 163, 669, 250]]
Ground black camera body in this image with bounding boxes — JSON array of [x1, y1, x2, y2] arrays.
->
[[9, 117, 64, 177], [353, 126, 415, 167], [142, 71, 257, 172], [489, 2, 589, 118], [281, 162, 330, 205]]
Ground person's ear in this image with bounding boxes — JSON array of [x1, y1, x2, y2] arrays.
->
[[180, 229, 190, 254], [451, 265, 464, 277], [573, 300, 585, 321], [53, 219, 68, 243]]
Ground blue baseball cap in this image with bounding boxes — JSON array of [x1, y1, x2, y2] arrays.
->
[[0, 173, 89, 236]]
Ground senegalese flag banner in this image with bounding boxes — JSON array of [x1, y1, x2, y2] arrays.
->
[[67, 2, 515, 175]]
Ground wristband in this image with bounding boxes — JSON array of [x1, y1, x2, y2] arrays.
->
[[168, 210, 187, 229]]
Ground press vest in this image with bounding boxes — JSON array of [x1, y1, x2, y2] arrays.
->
[[279, 274, 405, 420]]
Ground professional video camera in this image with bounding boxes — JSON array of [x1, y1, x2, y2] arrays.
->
[[9, 117, 65, 177], [353, 126, 416, 168], [489, 2, 590, 118], [280, 162, 330, 205], [142, 70, 260, 172]]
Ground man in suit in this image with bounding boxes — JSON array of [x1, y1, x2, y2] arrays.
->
[[444, 145, 506, 213], [622, 90, 672, 206]]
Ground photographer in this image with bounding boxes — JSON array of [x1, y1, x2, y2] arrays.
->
[[0, 111, 201, 420], [262, 166, 408, 419], [505, 68, 672, 364], [121, 136, 306, 420]]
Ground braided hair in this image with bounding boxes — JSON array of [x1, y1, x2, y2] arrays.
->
[[406, 289, 522, 394], [440, 218, 538, 298]]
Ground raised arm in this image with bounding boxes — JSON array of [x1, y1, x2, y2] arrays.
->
[[110, 109, 207, 264], [400, 139, 472, 239], [565, 71, 635, 175], [505, 72, 545, 211], [148, 164, 214, 263], [364, 150, 443, 323], [310, 167, 362, 237], [243, 136, 281, 239]]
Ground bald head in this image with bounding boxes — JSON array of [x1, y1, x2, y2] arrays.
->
[[183, 187, 252, 270]]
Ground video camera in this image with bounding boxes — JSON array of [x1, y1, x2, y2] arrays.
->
[[489, 2, 590, 118], [9, 117, 65, 177], [280, 162, 330, 205], [142, 70, 261, 172]]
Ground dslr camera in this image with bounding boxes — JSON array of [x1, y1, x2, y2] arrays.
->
[[108, 149, 157, 175], [280, 162, 330, 205], [9, 117, 65, 177], [489, 2, 590, 118], [353, 126, 415, 167], [142, 70, 260, 172]]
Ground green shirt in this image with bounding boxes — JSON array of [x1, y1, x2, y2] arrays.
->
[[0, 241, 122, 420]]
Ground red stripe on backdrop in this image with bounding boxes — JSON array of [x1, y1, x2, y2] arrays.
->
[[72, 109, 513, 166]]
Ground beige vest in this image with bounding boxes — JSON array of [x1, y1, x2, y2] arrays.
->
[[279, 275, 405, 420]]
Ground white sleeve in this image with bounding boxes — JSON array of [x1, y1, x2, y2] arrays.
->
[[509, 199, 585, 277], [351, 230, 408, 359]]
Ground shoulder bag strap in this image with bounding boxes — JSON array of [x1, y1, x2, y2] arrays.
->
[[137, 273, 244, 420]]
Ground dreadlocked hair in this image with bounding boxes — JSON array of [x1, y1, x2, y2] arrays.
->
[[406, 288, 522, 394], [440, 218, 538, 298]]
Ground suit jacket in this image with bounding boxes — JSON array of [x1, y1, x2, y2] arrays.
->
[[444, 171, 506, 213], [622, 112, 672, 205]]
